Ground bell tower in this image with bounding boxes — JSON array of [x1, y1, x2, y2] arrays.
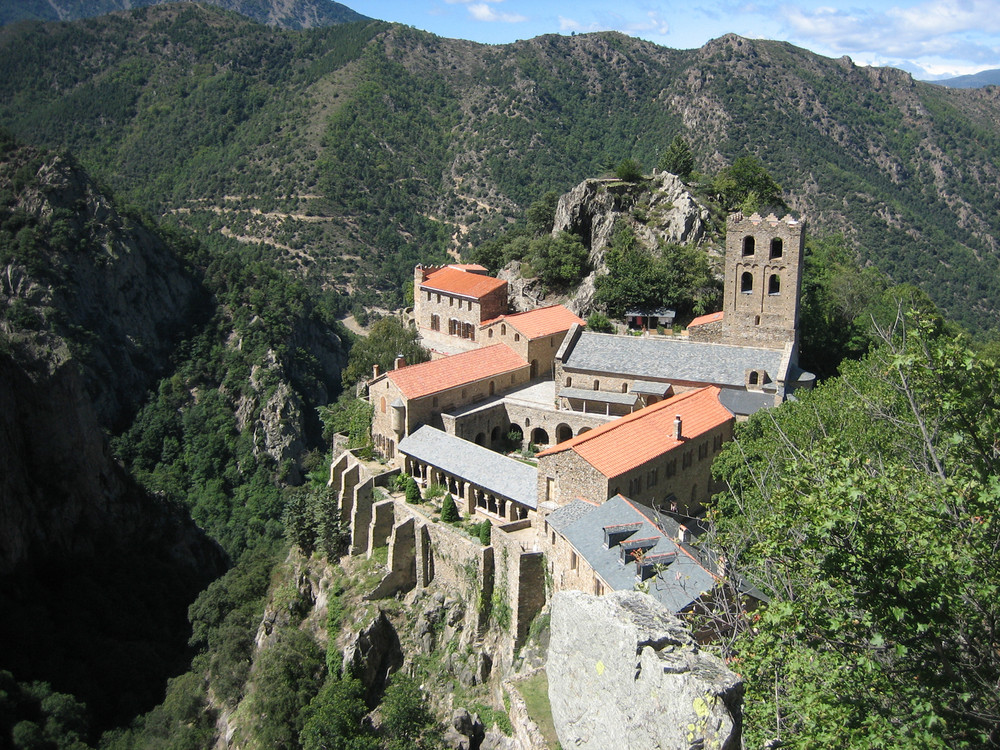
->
[[721, 212, 805, 350]]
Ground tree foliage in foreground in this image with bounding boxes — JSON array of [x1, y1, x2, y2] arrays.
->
[[708, 310, 1000, 748]]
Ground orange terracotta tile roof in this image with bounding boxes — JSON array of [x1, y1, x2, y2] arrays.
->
[[687, 311, 724, 327], [480, 305, 586, 339], [420, 266, 507, 299], [536, 386, 732, 478], [388, 344, 528, 400]]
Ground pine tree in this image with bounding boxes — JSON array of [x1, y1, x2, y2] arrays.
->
[[440, 493, 459, 523], [405, 476, 421, 504], [658, 135, 694, 180]]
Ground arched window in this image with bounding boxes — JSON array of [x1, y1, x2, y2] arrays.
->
[[565, 376, 572, 387], [501, 324, 506, 335], [489, 381, 495, 395], [621, 383, 628, 393], [741, 272, 754, 293], [742, 236, 755, 256], [748, 371, 759, 385], [770, 238, 783, 258], [593, 379, 600, 390], [768, 274, 781, 295], [514, 333, 520, 342], [488, 328, 494, 338]]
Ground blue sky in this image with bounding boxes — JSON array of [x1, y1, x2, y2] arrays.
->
[[349, 0, 1000, 79]]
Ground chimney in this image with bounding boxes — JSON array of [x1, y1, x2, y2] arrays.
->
[[673, 414, 682, 440], [372, 364, 381, 379], [677, 525, 690, 544], [394, 354, 406, 370]]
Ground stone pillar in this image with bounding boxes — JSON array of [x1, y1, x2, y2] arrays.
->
[[368, 500, 395, 557]]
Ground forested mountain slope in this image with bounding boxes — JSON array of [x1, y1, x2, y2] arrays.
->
[[0, 0, 366, 29], [1, 6, 999, 331]]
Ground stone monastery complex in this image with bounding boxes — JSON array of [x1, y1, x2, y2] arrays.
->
[[332, 212, 813, 652]]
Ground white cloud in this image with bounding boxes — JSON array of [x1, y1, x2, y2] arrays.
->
[[780, 0, 1000, 75], [625, 11, 670, 36], [468, 2, 527, 22]]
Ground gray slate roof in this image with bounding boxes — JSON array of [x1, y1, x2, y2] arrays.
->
[[562, 331, 787, 388], [398, 425, 538, 509], [630, 380, 673, 397], [717, 388, 777, 417], [551, 494, 717, 613], [559, 387, 639, 406], [547, 499, 600, 532]]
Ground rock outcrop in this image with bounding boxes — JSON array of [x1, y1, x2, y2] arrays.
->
[[343, 610, 405, 708], [548, 590, 742, 750], [534, 172, 710, 315]]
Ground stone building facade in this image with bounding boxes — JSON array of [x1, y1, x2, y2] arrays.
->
[[413, 264, 509, 354], [479, 305, 585, 380], [370, 344, 531, 460]]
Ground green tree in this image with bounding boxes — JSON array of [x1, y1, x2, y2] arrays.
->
[[526, 190, 560, 236], [246, 629, 326, 749], [586, 312, 613, 333], [528, 231, 589, 290], [712, 155, 783, 212], [658, 135, 694, 180], [440, 493, 459, 523], [379, 674, 440, 750], [340, 317, 429, 388], [614, 157, 643, 183], [707, 312, 1000, 748], [300, 676, 377, 750], [405, 476, 421, 504]]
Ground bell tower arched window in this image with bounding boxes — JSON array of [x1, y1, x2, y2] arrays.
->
[[741, 272, 754, 293], [742, 236, 755, 256], [768, 274, 781, 295], [770, 238, 783, 258]]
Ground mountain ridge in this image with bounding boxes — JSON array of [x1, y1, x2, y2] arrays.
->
[[1, 6, 998, 332]]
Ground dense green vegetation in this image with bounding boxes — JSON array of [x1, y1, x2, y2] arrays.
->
[[708, 311, 1000, 747], [593, 221, 720, 319]]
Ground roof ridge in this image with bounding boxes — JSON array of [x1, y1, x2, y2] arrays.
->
[[619, 495, 714, 575]]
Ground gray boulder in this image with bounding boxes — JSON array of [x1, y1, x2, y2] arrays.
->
[[548, 590, 742, 750]]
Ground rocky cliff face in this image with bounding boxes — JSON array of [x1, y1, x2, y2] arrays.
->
[[535, 172, 711, 314], [548, 590, 743, 750], [0, 143, 214, 572]]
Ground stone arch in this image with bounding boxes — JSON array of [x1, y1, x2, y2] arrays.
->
[[742, 235, 755, 256], [530, 359, 538, 378], [491, 425, 502, 445], [556, 423, 573, 443], [577, 426, 592, 436], [508, 425, 523, 447], [531, 427, 550, 446], [475, 432, 486, 446], [489, 380, 495, 395], [741, 272, 753, 293], [768, 274, 781, 295], [749, 371, 760, 386]]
